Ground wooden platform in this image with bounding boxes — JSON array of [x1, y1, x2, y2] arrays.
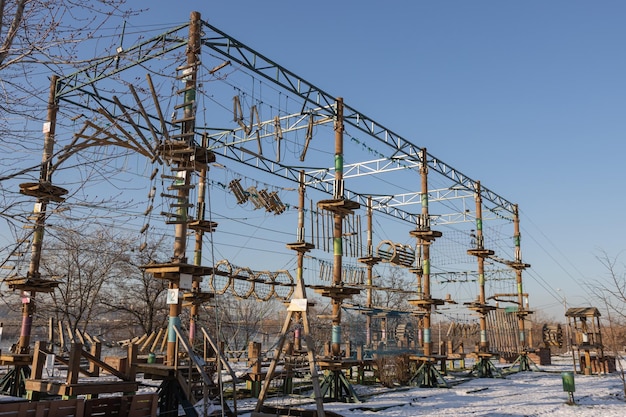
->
[[317, 198, 360, 215], [19, 182, 68, 202], [408, 298, 445, 308], [286, 241, 315, 252], [140, 262, 213, 281], [3, 276, 59, 292], [467, 248, 495, 257], [409, 229, 442, 241], [357, 255, 381, 266], [311, 285, 361, 300], [187, 220, 218, 233], [465, 302, 497, 314]]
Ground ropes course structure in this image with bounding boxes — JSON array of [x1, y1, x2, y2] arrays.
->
[[0, 10, 539, 414], [207, 259, 294, 301]]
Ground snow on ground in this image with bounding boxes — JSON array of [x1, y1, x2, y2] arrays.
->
[[235, 356, 625, 417]]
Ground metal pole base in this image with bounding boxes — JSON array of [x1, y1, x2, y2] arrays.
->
[[0, 365, 31, 397], [319, 370, 361, 403], [409, 360, 450, 388], [469, 356, 502, 378], [506, 353, 540, 374]]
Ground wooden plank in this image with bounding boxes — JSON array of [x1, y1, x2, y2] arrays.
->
[[84, 397, 122, 417], [126, 394, 158, 417], [47, 399, 84, 417]]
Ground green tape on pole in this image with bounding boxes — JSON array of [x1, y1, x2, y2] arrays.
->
[[335, 154, 343, 172], [168, 316, 181, 343], [334, 237, 342, 255], [332, 325, 341, 344], [479, 273, 485, 286], [423, 259, 430, 275], [476, 218, 483, 231], [421, 193, 428, 208]]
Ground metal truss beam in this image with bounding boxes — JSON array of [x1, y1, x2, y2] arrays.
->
[[55, 23, 189, 98], [199, 19, 516, 216]]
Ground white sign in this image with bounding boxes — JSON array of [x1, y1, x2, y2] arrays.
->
[[288, 298, 308, 312], [167, 288, 179, 304], [180, 273, 193, 290]]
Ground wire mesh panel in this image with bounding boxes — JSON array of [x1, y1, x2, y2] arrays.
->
[[273, 270, 294, 301], [253, 271, 275, 301], [210, 259, 232, 294], [231, 266, 255, 299]]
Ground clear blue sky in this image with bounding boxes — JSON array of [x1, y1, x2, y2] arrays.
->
[[4, 1, 623, 321], [126, 1, 625, 318]]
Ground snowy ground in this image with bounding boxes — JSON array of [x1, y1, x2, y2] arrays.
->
[[234, 356, 626, 417]]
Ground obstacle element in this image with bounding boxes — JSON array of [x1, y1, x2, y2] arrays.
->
[[208, 259, 295, 301], [542, 324, 564, 348], [566, 307, 612, 374]]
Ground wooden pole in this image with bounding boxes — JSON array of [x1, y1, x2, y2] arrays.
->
[[17, 75, 59, 354], [365, 197, 373, 346], [331, 98, 344, 357], [512, 204, 530, 350], [474, 182, 489, 352], [420, 149, 433, 356], [167, 10, 201, 366], [189, 134, 209, 346]]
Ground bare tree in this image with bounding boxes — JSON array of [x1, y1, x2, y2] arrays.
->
[[0, 0, 140, 232], [37, 223, 135, 337], [203, 294, 279, 356], [0, 1, 139, 127], [101, 235, 170, 338], [589, 250, 626, 397]]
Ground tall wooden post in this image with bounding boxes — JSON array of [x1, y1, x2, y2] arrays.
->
[[468, 181, 494, 352], [167, 10, 201, 366], [512, 205, 531, 347], [408, 149, 444, 388], [314, 98, 360, 402], [14, 75, 65, 354], [189, 133, 210, 346], [466, 181, 500, 378], [358, 197, 380, 348], [330, 98, 345, 357]]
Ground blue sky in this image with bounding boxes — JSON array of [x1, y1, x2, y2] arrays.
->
[[122, 1, 625, 317], [3, 1, 624, 322]]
